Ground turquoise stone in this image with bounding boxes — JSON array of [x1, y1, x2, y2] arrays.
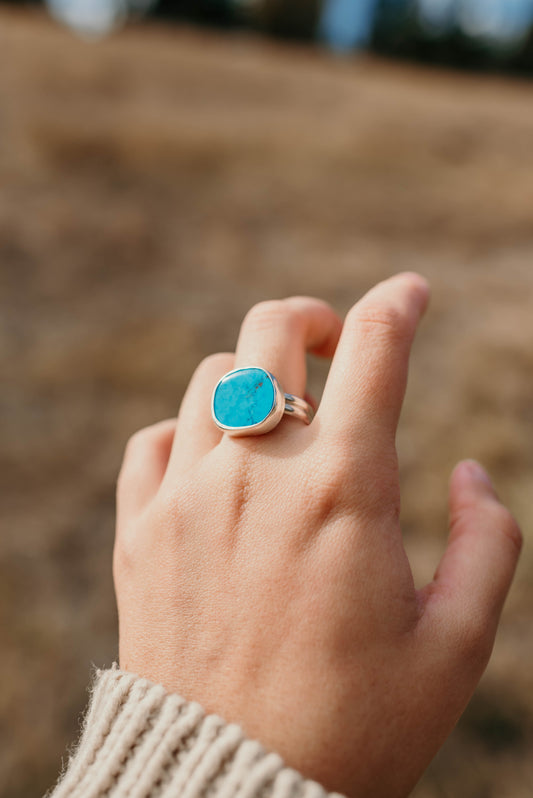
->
[[213, 368, 275, 429]]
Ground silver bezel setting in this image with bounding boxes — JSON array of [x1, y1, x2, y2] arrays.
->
[[211, 367, 285, 437]]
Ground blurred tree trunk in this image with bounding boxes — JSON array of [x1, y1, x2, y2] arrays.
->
[[254, 0, 323, 40], [154, 0, 239, 26], [515, 27, 533, 72]]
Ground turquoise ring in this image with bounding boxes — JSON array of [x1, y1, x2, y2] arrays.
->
[[212, 367, 314, 437]]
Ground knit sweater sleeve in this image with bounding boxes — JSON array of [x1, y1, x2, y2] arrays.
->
[[48, 667, 345, 798]]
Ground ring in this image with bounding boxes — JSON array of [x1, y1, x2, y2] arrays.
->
[[212, 367, 314, 437]]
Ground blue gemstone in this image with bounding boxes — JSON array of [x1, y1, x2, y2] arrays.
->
[[213, 368, 275, 429]]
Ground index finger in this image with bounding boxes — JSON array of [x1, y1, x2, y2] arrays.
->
[[317, 273, 430, 446]]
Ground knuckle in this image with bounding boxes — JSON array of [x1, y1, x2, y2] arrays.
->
[[116, 454, 140, 496], [195, 352, 233, 376], [242, 299, 301, 337], [118, 424, 163, 491], [300, 478, 345, 528], [285, 295, 334, 318], [113, 522, 142, 580], [119, 432, 145, 484], [492, 506, 523, 555], [347, 301, 409, 343], [305, 448, 353, 518], [449, 503, 476, 534], [286, 295, 327, 309], [114, 497, 173, 580], [318, 436, 400, 523], [449, 612, 494, 673], [123, 426, 154, 457], [451, 503, 522, 558]]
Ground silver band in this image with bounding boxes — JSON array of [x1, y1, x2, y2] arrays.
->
[[284, 393, 314, 424]]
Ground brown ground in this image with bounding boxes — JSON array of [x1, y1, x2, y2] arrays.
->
[[1, 7, 533, 797]]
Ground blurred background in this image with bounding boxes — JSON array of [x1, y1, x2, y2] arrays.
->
[[1, 2, 532, 797], [6, 0, 533, 69]]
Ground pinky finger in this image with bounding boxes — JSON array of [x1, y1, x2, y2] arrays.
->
[[117, 419, 176, 523]]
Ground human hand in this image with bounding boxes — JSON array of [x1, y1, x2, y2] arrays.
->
[[114, 273, 522, 798]]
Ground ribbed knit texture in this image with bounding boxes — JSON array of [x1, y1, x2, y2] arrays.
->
[[48, 668, 345, 798]]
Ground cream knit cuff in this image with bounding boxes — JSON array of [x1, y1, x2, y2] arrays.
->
[[49, 667, 345, 798]]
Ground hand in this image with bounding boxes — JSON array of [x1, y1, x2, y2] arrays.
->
[[114, 273, 522, 798]]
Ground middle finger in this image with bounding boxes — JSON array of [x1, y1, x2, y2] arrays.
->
[[233, 297, 342, 398]]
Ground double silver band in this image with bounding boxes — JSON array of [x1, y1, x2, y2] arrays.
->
[[284, 393, 314, 425]]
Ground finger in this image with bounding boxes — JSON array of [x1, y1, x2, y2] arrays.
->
[[318, 273, 429, 445], [233, 297, 343, 397], [304, 391, 318, 413], [165, 352, 234, 474], [422, 460, 522, 662], [117, 419, 176, 521]]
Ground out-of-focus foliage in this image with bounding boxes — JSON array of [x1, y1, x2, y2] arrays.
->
[[4, 0, 533, 71], [373, 0, 533, 72], [251, 0, 322, 40]]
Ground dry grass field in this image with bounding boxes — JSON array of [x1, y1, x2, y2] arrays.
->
[[1, 7, 532, 797]]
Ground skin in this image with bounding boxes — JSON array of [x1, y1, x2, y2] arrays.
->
[[114, 273, 522, 798]]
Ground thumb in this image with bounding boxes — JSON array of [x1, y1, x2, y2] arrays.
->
[[422, 460, 522, 662]]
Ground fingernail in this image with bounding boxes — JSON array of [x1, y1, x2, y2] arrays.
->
[[464, 459, 494, 489]]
